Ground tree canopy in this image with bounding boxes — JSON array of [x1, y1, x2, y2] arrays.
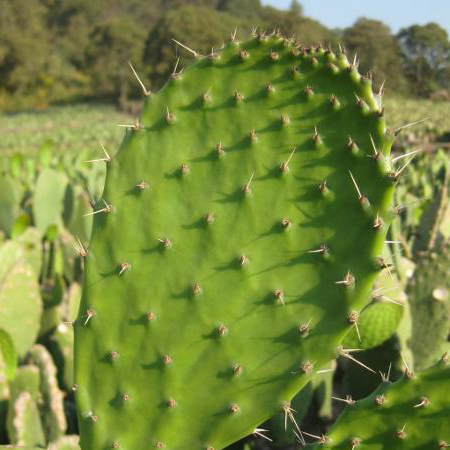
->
[[0, 0, 448, 111]]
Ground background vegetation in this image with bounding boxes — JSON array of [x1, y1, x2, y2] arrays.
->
[[1, 0, 450, 112]]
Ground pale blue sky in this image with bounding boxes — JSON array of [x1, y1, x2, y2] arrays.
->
[[261, 0, 450, 34]]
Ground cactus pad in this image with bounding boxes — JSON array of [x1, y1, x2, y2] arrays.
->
[[407, 243, 450, 370], [314, 357, 450, 448], [75, 35, 396, 449]]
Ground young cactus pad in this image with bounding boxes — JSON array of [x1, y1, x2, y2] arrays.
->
[[74, 34, 396, 449], [313, 356, 450, 448]]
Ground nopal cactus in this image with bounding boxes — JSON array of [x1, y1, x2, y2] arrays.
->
[[313, 355, 450, 448], [74, 33, 398, 449]]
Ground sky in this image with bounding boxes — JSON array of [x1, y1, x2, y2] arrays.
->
[[261, 0, 450, 34]]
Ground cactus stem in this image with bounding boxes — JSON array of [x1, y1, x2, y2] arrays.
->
[[339, 347, 376, 373], [171, 39, 200, 58], [128, 61, 152, 96], [282, 403, 305, 444], [253, 428, 272, 442], [331, 395, 355, 406], [279, 147, 297, 173]]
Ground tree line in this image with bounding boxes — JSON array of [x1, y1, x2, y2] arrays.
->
[[0, 0, 449, 111]]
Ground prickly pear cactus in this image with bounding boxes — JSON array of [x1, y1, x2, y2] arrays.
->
[[313, 356, 450, 448], [75, 34, 397, 449], [26, 345, 67, 442], [407, 242, 450, 370], [0, 241, 42, 357]]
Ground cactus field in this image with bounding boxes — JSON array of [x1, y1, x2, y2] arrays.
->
[[0, 33, 450, 450]]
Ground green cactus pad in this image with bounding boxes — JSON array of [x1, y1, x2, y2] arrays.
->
[[75, 35, 396, 449], [49, 323, 75, 390], [342, 267, 405, 350], [0, 176, 18, 237], [313, 357, 450, 448], [8, 392, 46, 448], [0, 242, 42, 357], [26, 345, 67, 442], [33, 169, 68, 233], [407, 243, 450, 370]]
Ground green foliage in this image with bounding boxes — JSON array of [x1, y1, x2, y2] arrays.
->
[[85, 16, 147, 108], [397, 23, 450, 96], [144, 5, 245, 87], [75, 34, 394, 449]]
